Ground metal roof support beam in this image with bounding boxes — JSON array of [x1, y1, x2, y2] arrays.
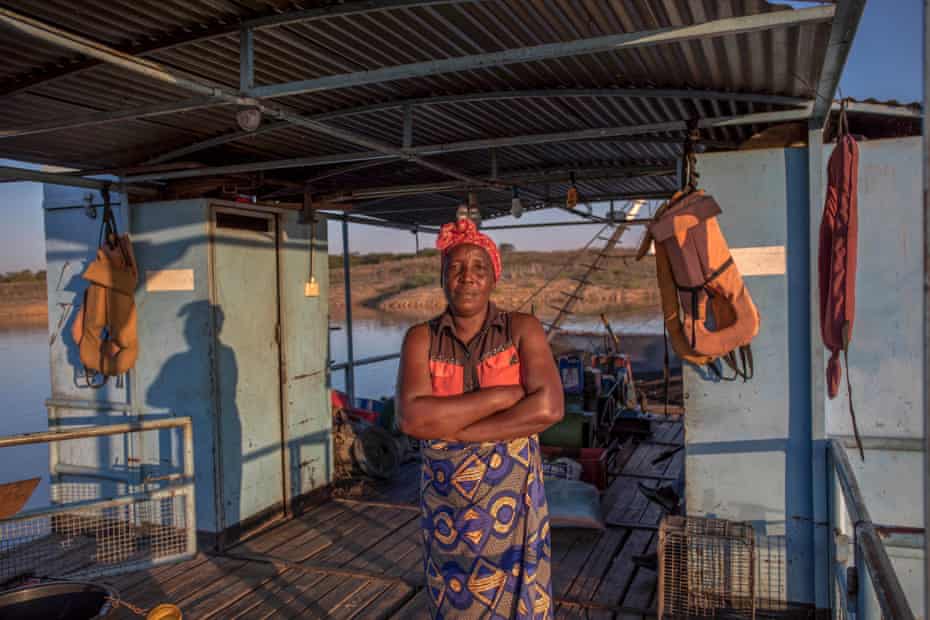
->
[[409, 105, 815, 156], [121, 106, 813, 183], [481, 192, 674, 210], [0, 165, 159, 198], [358, 191, 672, 219], [831, 100, 922, 119], [0, 165, 112, 191], [143, 122, 289, 164], [322, 211, 439, 234], [137, 88, 792, 163], [240, 28, 254, 92], [0, 7, 507, 194], [0, 0, 478, 98], [319, 165, 674, 202], [0, 96, 228, 139], [480, 219, 651, 231], [240, 0, 477, 32], [811, 0, 867, 126], [0, 85, 798, 145], [501, 164, 674, 185], [402, 104, 413, 149], [247, 6, 836, 99], [127, 152, 396, 181]]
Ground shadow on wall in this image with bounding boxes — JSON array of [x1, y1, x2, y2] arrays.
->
[[147, 301, 240, 530]]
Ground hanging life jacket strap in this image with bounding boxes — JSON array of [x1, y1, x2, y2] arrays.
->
[[841, 321, 864, 459], [676, 256, 735, 348]]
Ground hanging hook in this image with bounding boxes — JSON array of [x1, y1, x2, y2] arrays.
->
[[681, 119, 701, 193]]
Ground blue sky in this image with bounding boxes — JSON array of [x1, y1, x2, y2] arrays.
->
[[0, 0, 923, 269]]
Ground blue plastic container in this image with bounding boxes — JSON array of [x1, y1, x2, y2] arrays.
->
[[558, 356, 584, 394]]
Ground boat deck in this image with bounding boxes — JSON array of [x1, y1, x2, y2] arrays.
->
[[103, 419, 683, 619]]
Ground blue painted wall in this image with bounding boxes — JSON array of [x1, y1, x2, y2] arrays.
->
[[684, 148, 815, 605], [43, 193, 333, 536]]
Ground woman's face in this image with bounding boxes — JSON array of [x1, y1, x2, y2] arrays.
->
[[442, 243, 495, 317]]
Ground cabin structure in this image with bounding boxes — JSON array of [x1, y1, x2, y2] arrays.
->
[[0, 1, 925, 618]]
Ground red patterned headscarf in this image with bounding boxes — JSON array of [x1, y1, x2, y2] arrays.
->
[[435, 218, 502, 281]]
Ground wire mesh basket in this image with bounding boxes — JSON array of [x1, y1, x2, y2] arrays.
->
[[0, 417, 196, 587], [0, 493, 192, 585], [658, 515, 757, 619]]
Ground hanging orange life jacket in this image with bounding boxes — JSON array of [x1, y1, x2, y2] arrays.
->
[[639, 191, 759, 380], [819, 103, 862, 458], [71, 233, 139, 378]]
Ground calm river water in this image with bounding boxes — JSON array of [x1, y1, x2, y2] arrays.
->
[[1, 311, 660, 508]]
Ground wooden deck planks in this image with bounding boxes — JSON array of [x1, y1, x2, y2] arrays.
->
[[110, 556, 249, 619], [234, 502, 351, 556], [343, 515, 422, 578], [94, 420, 684, 619], [247, 570, 334, 619], [390, 589, 432, 619], [553, 529, 604, 599], [275, 574, 373, 619], [179, 559, 283, 619], [302, 506, 417, 568], [345, 583, 418, 619], [211, 568, 301, 619], [616, 536, 659, 620], [239, 502, 356, 559], [320, 575, 412, 618], [563, 526, 631, 603]]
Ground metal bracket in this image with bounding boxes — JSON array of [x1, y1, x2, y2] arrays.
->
[[83, 192, 97, 219]]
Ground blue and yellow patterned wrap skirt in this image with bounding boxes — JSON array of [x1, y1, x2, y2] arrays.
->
[[420, 434, 553, 619]]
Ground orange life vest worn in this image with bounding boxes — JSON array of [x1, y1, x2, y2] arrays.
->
[[427, 303, 521, 397], [430, 344, 521, 396]]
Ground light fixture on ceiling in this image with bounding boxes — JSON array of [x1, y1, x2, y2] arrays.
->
[[468, 191, 482, 227], [511, 186, 523, 219], [236, 107, 263, 132]]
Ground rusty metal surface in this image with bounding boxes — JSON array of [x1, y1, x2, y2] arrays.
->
[[0, 478, 39, 519]]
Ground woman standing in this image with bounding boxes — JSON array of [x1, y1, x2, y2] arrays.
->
[[397, 217, 564, 619]]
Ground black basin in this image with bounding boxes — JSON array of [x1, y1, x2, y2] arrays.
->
[[0, 581, 115, 619]]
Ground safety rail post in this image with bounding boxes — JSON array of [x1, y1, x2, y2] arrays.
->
[[342, 217, 355, 404], [828, 439, 916, 620]]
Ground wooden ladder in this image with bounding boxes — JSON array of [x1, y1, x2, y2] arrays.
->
[[544, 222, 627, 341]]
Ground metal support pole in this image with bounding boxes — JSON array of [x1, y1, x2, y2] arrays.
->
[[240, 28, 254, 92], [923, 2, 930, 616], [402, 104, 413, 148], [808, 124, 830, 610], [341, 218, 355, 404]]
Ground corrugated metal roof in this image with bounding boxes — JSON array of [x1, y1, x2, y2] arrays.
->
[[0, 0, 844, 224]]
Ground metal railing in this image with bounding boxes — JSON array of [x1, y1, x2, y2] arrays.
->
[[329, 352, 401, 373], [0, 417, 196, 582], [828, 439, 916, 619]]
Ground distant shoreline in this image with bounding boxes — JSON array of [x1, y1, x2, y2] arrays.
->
[[1, 248, 660, 328], [0, 281, 47, 328]]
